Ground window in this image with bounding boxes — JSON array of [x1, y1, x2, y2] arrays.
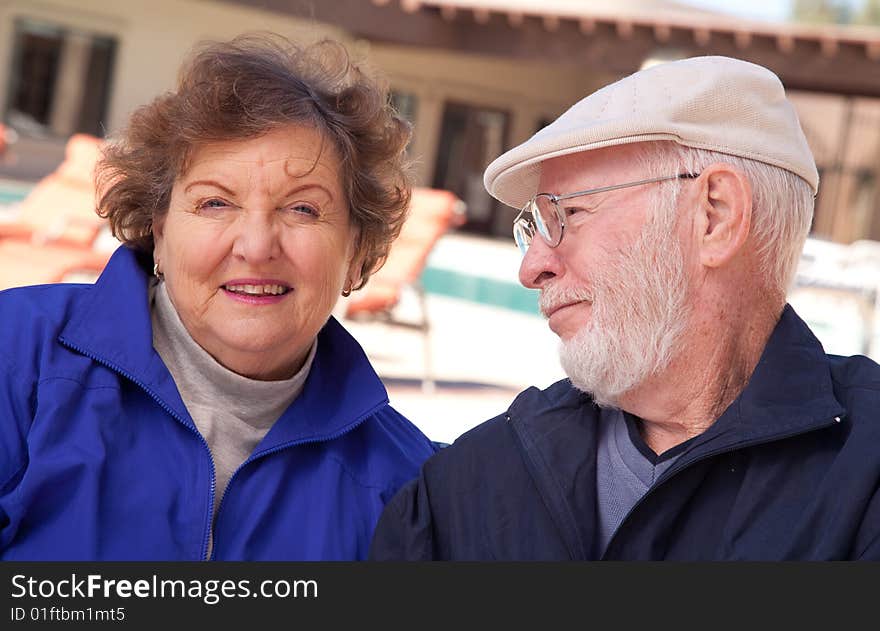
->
[[390, 90, 417, 124], [432, 102, 509, 237], [5, 19, 116, 138], [390, 89, 417, 154]]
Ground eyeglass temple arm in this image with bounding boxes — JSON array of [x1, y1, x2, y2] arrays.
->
[[552, 172, 699, 202]]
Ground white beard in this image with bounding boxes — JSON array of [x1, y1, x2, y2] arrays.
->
[[549, 217, 690, 407]]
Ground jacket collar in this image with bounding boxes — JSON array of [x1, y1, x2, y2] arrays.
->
[[506, 303, 846, 559], [506, 382, 598, 559], [665, 304, 847, 469], [59, 246, 389, 449], [514, 304, 847, 465]]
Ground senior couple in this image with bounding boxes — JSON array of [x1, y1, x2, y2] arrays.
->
[[1, 34, 878, 561]]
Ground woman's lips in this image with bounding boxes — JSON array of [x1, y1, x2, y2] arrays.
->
[[221, 279, 291, 305]]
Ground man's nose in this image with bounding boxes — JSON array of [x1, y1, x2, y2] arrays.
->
[[518, 236, 562, 289], [231, 210, 281, 263]]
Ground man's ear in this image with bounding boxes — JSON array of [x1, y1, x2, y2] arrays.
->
[[691, 163, 752, 269]]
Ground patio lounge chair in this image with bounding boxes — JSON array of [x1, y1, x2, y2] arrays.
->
[[0, 133, 105, 248], [344, 186, 466, 391], [0, 133, 113, 291]]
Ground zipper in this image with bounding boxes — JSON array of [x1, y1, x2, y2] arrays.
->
[[207, 400, 387, 559], [59, 337, 218, 561], [600, 415, 844, 559]]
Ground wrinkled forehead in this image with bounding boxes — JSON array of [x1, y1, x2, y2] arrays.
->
[[177, 122, 339, 180], [535, 143, 656, 193]]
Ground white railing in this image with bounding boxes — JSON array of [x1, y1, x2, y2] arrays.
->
[[790, 237, 880, 361]]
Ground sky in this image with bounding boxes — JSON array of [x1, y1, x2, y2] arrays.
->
[[679, 0, 867, 23], [680, 0, 793, 22]]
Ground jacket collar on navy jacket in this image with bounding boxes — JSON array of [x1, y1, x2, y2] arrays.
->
[[504, 303, 846, 559], [58, 246, 390, 450], [513, 304, 846, 461], [662, 304, 847, 472]]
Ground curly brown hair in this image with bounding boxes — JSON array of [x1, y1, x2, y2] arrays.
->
[[97, 33, 412, 290]]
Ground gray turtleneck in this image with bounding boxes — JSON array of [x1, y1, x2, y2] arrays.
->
[[150, 281, 316, 554]]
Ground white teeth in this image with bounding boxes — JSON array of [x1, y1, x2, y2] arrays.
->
[[225, 284, 288, 296]]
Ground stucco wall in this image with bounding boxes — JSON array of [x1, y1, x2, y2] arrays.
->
[[0, 0, 610, 187], [0, 0, 346, 135]]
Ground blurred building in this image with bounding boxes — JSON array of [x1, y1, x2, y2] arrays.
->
[[1, 0, 879, 243]]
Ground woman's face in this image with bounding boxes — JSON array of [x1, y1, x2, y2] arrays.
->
[[153, 124, 358, 380]]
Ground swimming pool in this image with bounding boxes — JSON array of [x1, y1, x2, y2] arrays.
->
[[0, 180, 32, 205]]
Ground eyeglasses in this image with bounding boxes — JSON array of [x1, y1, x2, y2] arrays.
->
[[512, 173, 699, 256]]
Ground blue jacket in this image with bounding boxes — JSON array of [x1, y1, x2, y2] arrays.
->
[[0, 246, 435, 560], [370, 306, 880, 560]]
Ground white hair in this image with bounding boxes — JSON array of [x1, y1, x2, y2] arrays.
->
[[633, 142, 815, 296], [555, 187, 690, 406]]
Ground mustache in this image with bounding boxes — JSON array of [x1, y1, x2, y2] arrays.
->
[[539, 284, 594, 318]]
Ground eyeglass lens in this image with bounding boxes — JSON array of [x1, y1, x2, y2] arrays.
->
[[513, 219, 533, 255], [531, 195, 562, 246], [514, 195, 562, 255]]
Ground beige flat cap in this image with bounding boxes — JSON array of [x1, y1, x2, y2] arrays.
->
[[484, 56, 818, 209]]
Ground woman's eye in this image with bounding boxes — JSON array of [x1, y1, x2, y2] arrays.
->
[[197, 198, 232, 212], [284, 203, 319, 217]]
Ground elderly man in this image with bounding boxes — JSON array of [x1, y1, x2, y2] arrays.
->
[[370, 56, 880, 560]]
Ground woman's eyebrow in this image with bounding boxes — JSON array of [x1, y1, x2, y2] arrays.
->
[[183, 180, 336, 204], [282, 183, 334, 201], [184, 179, 236, 196]]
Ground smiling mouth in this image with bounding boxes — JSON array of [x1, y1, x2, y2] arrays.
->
[[223, 283, 291, 296], [546, 303, 570, 317], [542, 301, 585, 319]]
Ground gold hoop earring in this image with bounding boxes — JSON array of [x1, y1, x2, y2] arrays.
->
[[341, 284, 352, 298]]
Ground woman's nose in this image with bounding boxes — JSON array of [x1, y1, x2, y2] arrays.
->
[[518, 236, 562, 290], [231, 211, 281, 263]]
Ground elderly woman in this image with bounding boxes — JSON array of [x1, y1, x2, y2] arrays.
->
[[0, 35, 435, 560]]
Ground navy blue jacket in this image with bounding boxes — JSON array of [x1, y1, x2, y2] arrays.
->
[[370, 306, 880, 560], [0, 246, 436, 560]]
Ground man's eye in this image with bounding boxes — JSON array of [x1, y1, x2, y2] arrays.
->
[[564, 203, 599, 217]]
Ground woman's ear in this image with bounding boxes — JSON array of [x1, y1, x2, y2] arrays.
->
[[345, 227, 366, 292], [152, 213, 165, 239], [152, 214, 166, 269], [691, 163, 753, 269], [346, 256, 365, 293]]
